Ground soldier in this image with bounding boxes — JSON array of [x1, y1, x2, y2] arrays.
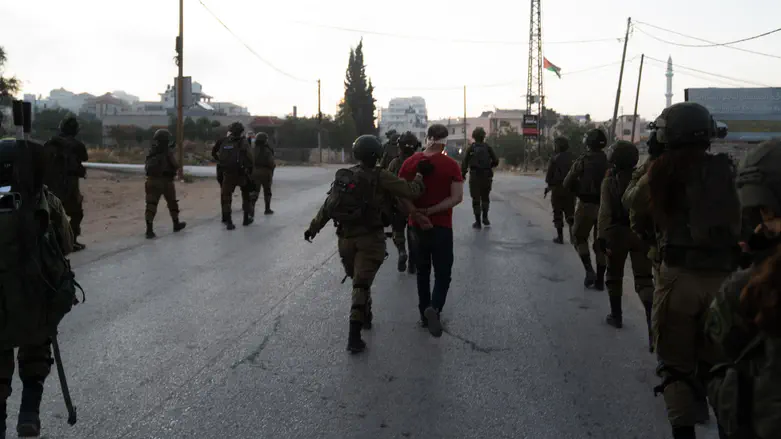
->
[[250, 132, 276, 216], [596, 141, 654, 343], [637, 103, 740, 439], [388, 131, 420, 273], [144, 129, 187, 239], [215, 122, 253, 230], [545, 136, 576, 243], [461, 127, 499, 229], [304, 135, 433, 353], [705, 139, 781, 439], [379, 130, 400, 169], [563, 128, 609, 289], [43, 116, 89, 251]]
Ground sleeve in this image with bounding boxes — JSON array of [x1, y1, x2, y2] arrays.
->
[[168, 151, 180, 170], [75, 140, 88, 162], [488, 145, 499, 168], [307, 199, 331, 237], [460, 145, 473, 175], [625, 173, 651, 216], [562, 157, 581, 193], [597, 177, 612, 239], [211, 140, 221, 162], [47, 192, 74, 255], [545, 155, 557, 185], [704, 271, 754, 360], [398, 156, 416, 181], [387, 158, 400, 176], [451, 157, 465, 183], [379, 169, 425, 200]]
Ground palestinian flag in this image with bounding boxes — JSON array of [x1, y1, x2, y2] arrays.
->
[[544, 57, 561, 78]]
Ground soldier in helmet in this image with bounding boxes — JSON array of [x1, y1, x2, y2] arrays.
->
[[304, 135, 433, 353], [144, 129, 187, 239], [379, 130, 401, 169], [388, 131, 421, 273], [545, 136, 576, 244], [461, 127, 499, 229], [563, 128, 609, 290], [43, 116, 89, 251], [214, 122, 253, 230], [632, 103, 739, 439], [596, 141, 654, 346], [250, 132, 276, 216]]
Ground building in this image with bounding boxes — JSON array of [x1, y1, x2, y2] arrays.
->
[[82, 93, 130, 119], [685, 87, 781, 142], [211, 102, 251, 117], [378, 97, 428, 143], [112, 90, 140, 105], [613, 114, 650, 143]]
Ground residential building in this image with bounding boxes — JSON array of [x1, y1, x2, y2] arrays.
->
[[82, 93, 130, 119], [378, 97, 428, 143], [613, 114, 650, 143], [159, 81, 213, 109], [112, 90, 140, 105], [487, 109, 525, 135], [211, 102, 251, 117], [29, 88, 95, 113]]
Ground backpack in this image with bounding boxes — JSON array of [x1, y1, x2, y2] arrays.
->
[[325, 167, 381, 226], [254, 144, 274, 168], [145, 151, 169, 178], [709, 333, 781, 438], [43, 138, 70, 188], [0, 178, 81, 349], [608, 170, 632, 226], [471, 143, 492, 169], [578, 151, 608, 198], [218, 138, 243, 173], [687, 153, 741, 250]]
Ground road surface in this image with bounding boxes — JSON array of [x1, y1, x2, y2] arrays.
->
[[22, 168, 719, 439]]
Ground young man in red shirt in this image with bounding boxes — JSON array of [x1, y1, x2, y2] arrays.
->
[[399, 124, 465, 337]]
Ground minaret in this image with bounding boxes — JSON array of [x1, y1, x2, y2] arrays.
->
[[665, 56, 674, 108]]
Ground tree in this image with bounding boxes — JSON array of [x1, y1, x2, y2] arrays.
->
[[339, 39, 376, 141], [0, 46, 20, 105], [493, 127, 526, 167], [555, 116, 596, 158]]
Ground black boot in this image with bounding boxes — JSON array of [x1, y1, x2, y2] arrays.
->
[[223, 213, 236, 230], [644, 301, 654, 353], [595, 265, 606, 291], [606, 295, 623, 328], [72, 240, 86, 252], [17, 379, 43, 438], [672, 426, 696, 439], [472, 210, 482, 229], [397, 250, 408, 272], [173, 218, 186, 232], [553, 227, 564, 244], [264, 196, 274, 215], [581, 255, 596, 288], [242, 211, 253, 226], [482, 208, 491, 226], [145, 221, 156, 239], [346, 321, 366, 353]]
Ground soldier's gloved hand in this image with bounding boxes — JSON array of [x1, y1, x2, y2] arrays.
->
[[417, 159, 435, 177], [304, 230, 314, 242]]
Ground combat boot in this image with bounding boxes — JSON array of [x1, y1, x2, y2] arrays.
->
[[553, 227, 564, 244], [397, 250, 408, 272], [242, 211, 254, 226], [222, 213, 236, 230], [580, 255, 596, 288], [17, 379, 43, 438], [145, 221, 156, 239], [643, 301, 654, 352], [264, 196, 274, 215], [482, 208, 491, 226], [595, 265, 606, 291], [72, 240, 86, 252], [173, 219, 187, 233], [671, 426, 696, 439], [606, 295, 623, 328], [346, 321, 366, 353]]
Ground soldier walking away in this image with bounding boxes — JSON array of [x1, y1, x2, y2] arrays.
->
[[379, 130, 401, 169], [461, 127, 499, 229], [638, 103, 739, 439], [43, 116, 88, 252], [563, 128, 609, 290], [705, 138, 781, 439], [399, 124, 465, 338], [216, 122, 254, 230], [0, 138, 82, 438], [304, 135, 432, 353], [545, 137, 576, 243], [144, 129, 186, 239], [596, 141, 654, 342], [250, 132, 276, 216], [388, 131, 421, 273]]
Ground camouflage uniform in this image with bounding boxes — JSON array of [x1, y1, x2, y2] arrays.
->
[[250, 136, 276, 215], [388, 151, 417, 273], [461, 141, 499, 228], [379, 138, 400, 170], [144, 131, 186, 238], [545, 140, 575, 243], [43, 134, 88, 247], [215, 136, 254, 228]]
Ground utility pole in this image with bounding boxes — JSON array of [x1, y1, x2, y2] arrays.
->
[[610, 17, 632, 143], [463, 86, 467, 153], [525, 0, 544, 171], [631, 54, 645, 144], [176, 0, 185, 179], [317, 79, 322, 164]]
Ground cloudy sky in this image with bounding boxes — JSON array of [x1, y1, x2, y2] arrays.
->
[[1, 0, 779, 122]]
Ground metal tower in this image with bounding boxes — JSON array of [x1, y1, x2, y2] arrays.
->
[[525, 0, 544, 157]]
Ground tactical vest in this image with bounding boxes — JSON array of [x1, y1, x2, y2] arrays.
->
[[578, 150, 608, 200], [218, 137, 245, 174], [254, 144, 275, 169], [549, 150, 573, 186], [607, 170, 632, 227], [145, 149, 173, 178], [326, 166, 386, 230], [471, 143, 493, 170]]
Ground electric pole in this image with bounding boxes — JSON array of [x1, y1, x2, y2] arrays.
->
[[631, 54, 644, 144], [610, 17, 632, 143], [526, 0, 544, 167], [317, 79, 322, 164], [176, 0, 185, 179]]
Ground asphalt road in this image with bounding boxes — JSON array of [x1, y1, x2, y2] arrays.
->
[[20, 168, 720, 439]]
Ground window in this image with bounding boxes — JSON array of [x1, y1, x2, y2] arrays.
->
[[622, 129, 631, 135], [451, 128, 456, 134]]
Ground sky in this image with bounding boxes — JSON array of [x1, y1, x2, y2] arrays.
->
[[1, 0, 779, 122]]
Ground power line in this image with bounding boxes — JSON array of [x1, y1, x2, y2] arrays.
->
[[634, 21, 781, 60], [196, 0, 315, 82], [644, 55, 772, 87], [289, 20, 622, 46], [643, 61, 748, 88], [561, 56, 638, 76]]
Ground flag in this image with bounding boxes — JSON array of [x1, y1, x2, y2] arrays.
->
[[544, 57, 561, 78]]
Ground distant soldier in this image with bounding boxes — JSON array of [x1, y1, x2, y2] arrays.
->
[[379, 130, 400, 169], [563, 128, 608, 289], [215, 122, 253, 230], [388, 131, 421, 273], [144, 129, 187, 239], [250, 132, 276, 216], [461, 127, 499, 229], [545, 137, 575, 244], [43, 116, 89, 251], [304, 135, 432, 353]]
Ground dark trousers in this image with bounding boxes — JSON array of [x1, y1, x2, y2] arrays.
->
[[414, 226, 454, 316]]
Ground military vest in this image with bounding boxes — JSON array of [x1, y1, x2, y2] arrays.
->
[[145, 148, 174, 178], [218, 137, 246, 174], [326, 166, 387, 230], [470, 143, 493, 170]]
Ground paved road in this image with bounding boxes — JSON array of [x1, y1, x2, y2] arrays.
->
[[24, 169, 720, 439]]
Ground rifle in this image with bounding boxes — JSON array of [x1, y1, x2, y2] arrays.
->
[[52, 335, 77, 425]]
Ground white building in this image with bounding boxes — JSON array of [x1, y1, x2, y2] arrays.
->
[[211, 102, 250, 116], [378, 97, 428, 143], [613, 114, 650, 143], [112, 90, 140, 105], [31, 88, 95, 114]]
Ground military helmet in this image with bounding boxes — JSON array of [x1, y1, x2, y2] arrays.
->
[[255, 132, 269, 144], [654, 102, 716, 149], [607, 140, 639, 170], [427, 124, 449, 143], [390, 133, 401, 143], [59, 116, 80, 136], [153, 129, 171, 146], [229, 122, 245, 136], [472, 127, 486, 141], [385, 129, 398, 139], [736, 139, 781, 216], [554, 136, 569, 153], [399, 131, 418, 147], [353, 135, 383, 164], [584, 128, 607, 150]]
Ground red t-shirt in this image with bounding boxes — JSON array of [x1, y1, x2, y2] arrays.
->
[[399, 152, 464, 228]]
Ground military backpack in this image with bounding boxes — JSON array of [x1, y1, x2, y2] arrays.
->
[[471, 143, 493, 170], [577, 151, 608, 198], [145, 151, 171, 178], [218, 138, 244, 173], [325, 166, 385, 227], [254, 143, 275, 169]]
